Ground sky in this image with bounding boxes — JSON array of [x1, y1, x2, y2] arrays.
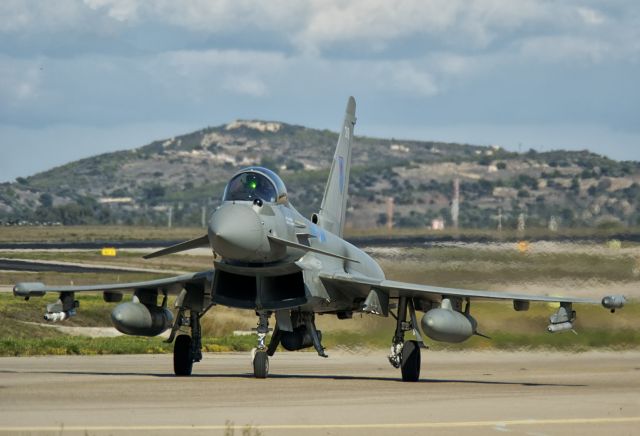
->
[[1, 0, 639, 182]]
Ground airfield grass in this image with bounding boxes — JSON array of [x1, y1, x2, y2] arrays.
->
[[0, 249, 212, 273], [3, 238, 640, 287], [1, 228, 639, 356], [0, 226, 204, 243], [1, 292, 639, 357], [2, 225, 640, 243]]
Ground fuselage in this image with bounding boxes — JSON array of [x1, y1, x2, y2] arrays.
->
[[205, 167, 384, 313]]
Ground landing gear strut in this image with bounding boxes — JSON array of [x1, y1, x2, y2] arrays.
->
[[253, 311, 271, 378], [388, 297, 422, 382]]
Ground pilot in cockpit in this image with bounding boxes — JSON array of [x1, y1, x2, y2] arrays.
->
[[222, 167, 287, 204]]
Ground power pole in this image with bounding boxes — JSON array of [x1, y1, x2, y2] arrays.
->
[[168, 206, 173, 229], [451, 177, 460, 229], [517, 212, 526, 233], [386, 197, 394, 231], [201, 206, 206, 228], [497, 207, 503, 232]]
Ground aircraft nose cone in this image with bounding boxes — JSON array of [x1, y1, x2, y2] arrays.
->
[[208, 204, 265, 261]]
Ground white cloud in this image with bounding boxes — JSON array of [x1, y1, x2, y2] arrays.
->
[[2, 1, 637, 65], [298, 0, 459, 52], [518, 35, 612, 63], [384, 63, 439, 97], [0, 57, 43, 103], [222, 75, 268, 97], [0, 0, 639, 159], [153, 49, 286, 99], [84, 0, 139, 22], [296, 0, 559, 53], [0, 0, 32, 32], [0, 0, 92, 33], [148, 0, 306, 33], [577, 7, 605, 25]]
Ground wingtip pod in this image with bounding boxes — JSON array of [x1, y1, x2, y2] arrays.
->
[[346, 96, 356, 117], [13, 282, 47, 297], [602, 295, 626, 310]]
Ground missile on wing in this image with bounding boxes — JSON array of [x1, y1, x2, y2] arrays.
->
[[547, 321, 573, 333], [420, 308, 478, 343], [44, 311, 74, 322], [601, 295, 626, 312], [111, 302, 173, 336], [13, 282, 47, 298], [43, 296, 78, 322], [547, 303, 576, 333]]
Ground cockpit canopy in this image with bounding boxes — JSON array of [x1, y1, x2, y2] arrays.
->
[[222, 167, 287, 204]]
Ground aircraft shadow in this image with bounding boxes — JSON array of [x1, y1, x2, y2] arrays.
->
[[0, 369, 585, 387]]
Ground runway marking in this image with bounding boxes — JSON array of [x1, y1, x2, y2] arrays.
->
[[1, 417, 639, 432]]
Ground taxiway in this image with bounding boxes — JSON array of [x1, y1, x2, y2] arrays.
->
[[0, 351, 638, 435]]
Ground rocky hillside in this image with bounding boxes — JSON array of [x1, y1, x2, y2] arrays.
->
[[1, 120, 639, 230]]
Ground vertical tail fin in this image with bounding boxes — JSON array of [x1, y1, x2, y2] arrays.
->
[[318, 96, 356, 237]]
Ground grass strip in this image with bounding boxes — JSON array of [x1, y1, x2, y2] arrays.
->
[[1, 328, 639, 357], [0, 335, 258, 357]]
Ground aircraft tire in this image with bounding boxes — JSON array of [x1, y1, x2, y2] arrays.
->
[[174, 334, 193, 376], [253, 350, 269, 379], [401, 340, 421, 382]]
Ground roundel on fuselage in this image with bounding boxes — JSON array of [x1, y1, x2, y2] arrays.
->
[[222, 167, 288, 204]]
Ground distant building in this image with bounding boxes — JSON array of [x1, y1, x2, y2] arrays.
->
[[225, 120, 282, 133], [431, 218, 445, 230], [98, 197, 133, 204], [390, 144, 410, 153]]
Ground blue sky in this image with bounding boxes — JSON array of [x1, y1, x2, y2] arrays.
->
[[1, 0, 639, 182]]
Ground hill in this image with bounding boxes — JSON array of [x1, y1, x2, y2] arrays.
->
[[1, 120, 639, 230]]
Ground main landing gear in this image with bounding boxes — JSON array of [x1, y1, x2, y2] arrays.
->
[[388, 296, 424, 382], [170, 304, 205, 376], [173, 334, 193, 376]]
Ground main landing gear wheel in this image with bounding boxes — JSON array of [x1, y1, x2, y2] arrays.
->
[[401, 340, 421, 382], [174, 334, 193, 376], [253, 350, 269, 379]]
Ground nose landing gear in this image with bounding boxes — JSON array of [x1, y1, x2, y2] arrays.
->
[[252, 311, 271, 378]]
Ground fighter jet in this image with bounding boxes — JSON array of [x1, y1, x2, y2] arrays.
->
[[13, 97, 626, 381]]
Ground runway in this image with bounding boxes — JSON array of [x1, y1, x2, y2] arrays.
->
[[0, 351, 638, 435]]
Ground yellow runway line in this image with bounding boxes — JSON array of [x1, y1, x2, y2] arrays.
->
[[1, 416, 640, 432]]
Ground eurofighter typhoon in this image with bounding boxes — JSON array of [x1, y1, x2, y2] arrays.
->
[[13, 98, 626, 381]]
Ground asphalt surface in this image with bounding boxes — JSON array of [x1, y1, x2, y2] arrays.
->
[[0, 351, 638, 435]]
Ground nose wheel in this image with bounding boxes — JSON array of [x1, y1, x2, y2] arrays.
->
[[253, 350, 269, 378], [252, 311, 272, 378]]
